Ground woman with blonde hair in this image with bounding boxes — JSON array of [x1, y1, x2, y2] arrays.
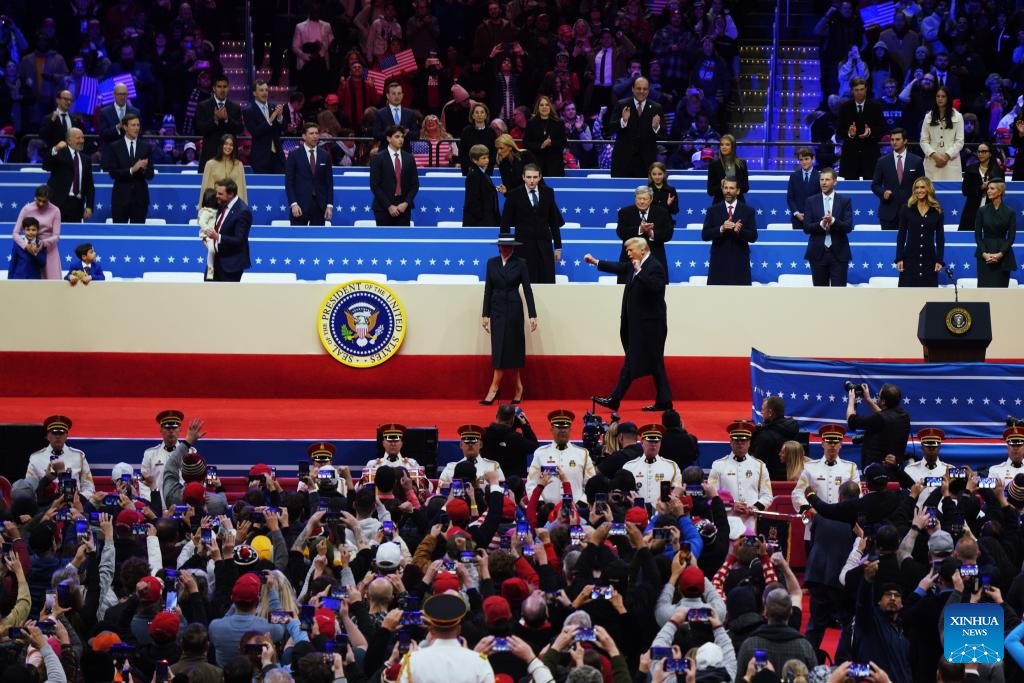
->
[[781, 660, 809, 683], [896, 176, 944, 287], [198, 133, 248, 205], [706, 133, 749, 203], [494, 133, 537, 194], [257, 569, 302, 619], [524, 95, 566, 177], [418, 114, 458, 167], [602, 420, 622, 457], [779, 440, 809, 481]]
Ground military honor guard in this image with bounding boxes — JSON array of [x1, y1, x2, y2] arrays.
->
[[525, 410, 596, 504], [26, 415, 95, 497], [306, 441, 349, 496], [708, 420, 773, 530], [621, 424, 682, 501], [360, 423, 424, 485], [989, 425, 1024, 483], [438, 425, 505, 489], [903, 427, 950, 483], [398, 593, 494, 683], [791, 425, 860, 514], [140, 409, 183, 498]]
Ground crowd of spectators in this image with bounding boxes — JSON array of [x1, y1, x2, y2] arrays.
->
[[0, 0, 751, 170]]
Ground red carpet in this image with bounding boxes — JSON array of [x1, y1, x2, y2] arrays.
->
[[799, 592, 840, 662], [0, 397, 748, 439]]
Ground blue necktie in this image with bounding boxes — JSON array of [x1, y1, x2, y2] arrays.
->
[[824, 195, 833, 248], [530, 190, 538, 207]]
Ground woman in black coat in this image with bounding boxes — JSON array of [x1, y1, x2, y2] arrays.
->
[[480, 236, 537, 405], [495, 133, 538, 194], [959, 142, 1004, 231], [648, 161, 679, 225], [706, 134, 749, 203], [462, 144, 500, 227], [895, 177, 945, 287], [459, 102, 497, 176], [522, 96, 566, 178]]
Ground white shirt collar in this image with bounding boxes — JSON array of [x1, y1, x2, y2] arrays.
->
[[222, 196, 239, 214], [634, 98, 646, 109], [640, 251, 651, 266], [304, 145, 318, 155]]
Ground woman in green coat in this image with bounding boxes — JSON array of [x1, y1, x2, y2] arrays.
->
[[975, 180, 1017, 288]]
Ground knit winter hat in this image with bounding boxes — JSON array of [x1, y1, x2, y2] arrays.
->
[[180, 451, 207, 482]]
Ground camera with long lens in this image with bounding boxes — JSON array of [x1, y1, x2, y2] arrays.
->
[[1007, 416, 1024, 428], [844, 381, 864, 397], [581, 411, 614, 461]]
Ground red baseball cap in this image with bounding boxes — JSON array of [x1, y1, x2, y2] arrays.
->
[[148, 611, 179, 642], [231, 572, 262, 605]]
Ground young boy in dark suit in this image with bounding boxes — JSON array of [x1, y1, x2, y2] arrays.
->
[[8, 217, 47, 280], [462, 144, 500, 227], [65, 242, 106, 285]]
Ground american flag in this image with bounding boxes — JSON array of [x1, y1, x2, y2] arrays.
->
[[410, 140, 431, 167], [860, 2, 896, 29], [72, 76, 99, 115], [378, 49, 418, 78], [645, 0, 671, 14], [97, 75, 138, 106], [366, 69, 387, 96]]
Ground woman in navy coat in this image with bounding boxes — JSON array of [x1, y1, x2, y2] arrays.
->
[[895, 177, 944, 287], [480, 236, 537, 405]]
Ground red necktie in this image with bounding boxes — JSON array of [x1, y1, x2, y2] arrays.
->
[[727, 204, 733, 219], [72, 151, 80, 197], [309, 149, 318, 197], [393, 152, 402, 196], [896, 154, 904, 184], [215, 206, 226, 233]]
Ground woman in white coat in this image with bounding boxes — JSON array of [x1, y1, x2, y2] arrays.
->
[[919, 86, 964, 181]]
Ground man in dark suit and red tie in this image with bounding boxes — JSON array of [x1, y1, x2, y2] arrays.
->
[[500, 164, 565, 284], [285, 122, 334, 226], [369, 126, 419, 226], [584, 236, 673, 412], [870, 128, 924, 230], [607, 78, 663, 178], [45, 128, 94, 223], [201, 178, 252, 282], [803, 167, 854, 286], [615, 186, 673, 283], [701, 178, 758, 285]]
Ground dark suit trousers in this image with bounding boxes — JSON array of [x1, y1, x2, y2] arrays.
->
[[879, 217, 899, 230], [290, 206, 326, 226], [810, 249, 848, 287], [210, 263, 243, 282], [805, 584, 846, 651], [53, 196, 85, 223], [611, 362, 673, 406], [374, 200, 412, 226], [112, 188, 148, 223]]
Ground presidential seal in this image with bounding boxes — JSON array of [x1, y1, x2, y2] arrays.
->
[[945, 306, 972, 336], [319, 281, 406, 367]]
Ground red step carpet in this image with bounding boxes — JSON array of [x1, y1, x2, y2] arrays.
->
[[0, 397, 748, 439]]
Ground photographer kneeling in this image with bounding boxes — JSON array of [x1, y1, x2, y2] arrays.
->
[[845, 382, 911, 468]]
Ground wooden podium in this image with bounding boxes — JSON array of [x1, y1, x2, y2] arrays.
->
[[917, 302, 992, 362]]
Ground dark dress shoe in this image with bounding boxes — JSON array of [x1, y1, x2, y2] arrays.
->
[[641, 403, 673, 411], [592, 396, 620, 410], [512, 389, 525, 404], [480, 389, 500, 405]]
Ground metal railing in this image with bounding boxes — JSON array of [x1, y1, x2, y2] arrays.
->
[[764, 0, 782, 170]]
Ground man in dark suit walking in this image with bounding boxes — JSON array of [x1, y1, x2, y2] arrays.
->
[[243, 80, 286, 174], [369, 126, 419, 226], [500, 164, 565, 284], [803, 167, 854, 286], [103, 113, 154, 223], [615, 186, 673, 283], [585, 237, 673, 412], [98, 83, 140, 166], [44, 128, 94, 223], [870, 128, 924, 230], [371, 82, 419, 147], [285, 122, 334, 226], [701, 178, 758, 285], [195, 75, 245, 171], [201, 178, 252, 282], [836, 78, 883, 180], [607, 78, 663, 178], [786, 148, 820, 229]]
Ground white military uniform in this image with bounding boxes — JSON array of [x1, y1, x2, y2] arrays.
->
[[708, 454, 773, 531], [26, 445, 95, 497], [437, 457, 504, 489], [792, 457, 860, 538], [525, 442, 595, 503], [621, 455, 682, 502], [140, 442, 176, 498], [988, 458, 1024, 484], [398, 637, 495, 683], [360, 454, 424, 485]]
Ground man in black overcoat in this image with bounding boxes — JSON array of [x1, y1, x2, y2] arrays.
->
[[607, 78, 663, 178], [836, 77, 883, 180], [615, 185, 673, 283], [500, 164, 565, 284], [584, 237, 673, 412], [701, 178, 758, 285]]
